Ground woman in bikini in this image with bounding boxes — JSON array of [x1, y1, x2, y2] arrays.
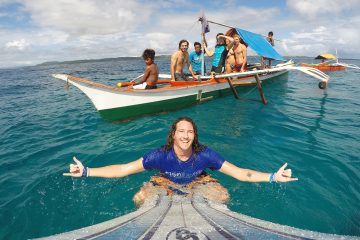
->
[[226, 46, 235, 73]]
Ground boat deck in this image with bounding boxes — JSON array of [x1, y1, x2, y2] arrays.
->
[[37, 193, 356, 240]]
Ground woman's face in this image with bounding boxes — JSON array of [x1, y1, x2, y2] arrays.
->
[[172, 120, 195, 153]]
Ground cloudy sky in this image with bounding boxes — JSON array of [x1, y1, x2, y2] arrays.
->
[[1, 0, 359, 68]]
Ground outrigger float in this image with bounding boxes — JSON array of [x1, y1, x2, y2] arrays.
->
[[38, 193, 358, 240]]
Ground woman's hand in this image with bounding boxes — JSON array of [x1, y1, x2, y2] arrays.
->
[[63, 156, 84, 177], [274, 163, 298, 182]]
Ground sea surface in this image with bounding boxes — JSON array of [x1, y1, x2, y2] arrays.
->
[[0, 57, 359, 239]]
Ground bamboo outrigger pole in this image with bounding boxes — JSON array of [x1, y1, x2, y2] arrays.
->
[[226, 78, 240, 99], [254, 74, 267, 105]]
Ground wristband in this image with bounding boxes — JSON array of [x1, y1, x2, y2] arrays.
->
[[269, 172, 276, 183], [82, 167, 88, 177]]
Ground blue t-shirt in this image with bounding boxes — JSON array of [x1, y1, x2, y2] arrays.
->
[[212, 44, 227, 67], [189, 51, 204, 73], [142, 147, 225, 184]]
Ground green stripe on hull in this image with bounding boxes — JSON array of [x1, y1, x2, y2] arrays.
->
[[99, 88, 230, 121], [99, 72, 288, 121]]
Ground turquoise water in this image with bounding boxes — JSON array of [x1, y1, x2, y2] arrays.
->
[[0, 57, 359, 239]]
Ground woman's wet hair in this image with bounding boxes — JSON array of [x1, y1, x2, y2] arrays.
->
[[163, 116, 206, 154]]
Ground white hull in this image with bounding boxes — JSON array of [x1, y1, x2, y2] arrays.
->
[[53, 70, 288, 112]]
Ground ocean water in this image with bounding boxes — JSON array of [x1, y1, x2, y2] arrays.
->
[[0, 57, 359, 239]]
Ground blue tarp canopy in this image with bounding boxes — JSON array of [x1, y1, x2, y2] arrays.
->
[[236, 28, 285, 61]]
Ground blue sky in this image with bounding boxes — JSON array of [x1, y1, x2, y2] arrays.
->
[[0, 0, 359, 67]]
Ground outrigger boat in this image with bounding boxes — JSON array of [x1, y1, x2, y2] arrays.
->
[[300, 53, 360, 71], [52, 64, 328, 122], [52, 21, 329, 122]]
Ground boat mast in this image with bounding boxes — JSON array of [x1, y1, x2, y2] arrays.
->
[[336, 49, 339, 64], [201, 30, 205, 76]]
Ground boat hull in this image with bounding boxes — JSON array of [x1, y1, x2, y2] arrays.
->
[[99, 83, 247, 121], [300, 63, 346, 71], [53, 70, 288, 121]]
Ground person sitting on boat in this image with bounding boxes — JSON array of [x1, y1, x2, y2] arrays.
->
[[189, 42, 206, 75], [204, 33, 234, 74], [64, 116, 298, 206], [262, 31, 275, 68], [226, 34, 247, 73], [171, 40, 197, 81], [132, 49, 159, 89]]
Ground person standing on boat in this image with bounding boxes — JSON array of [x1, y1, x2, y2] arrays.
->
[[64, 117, 298, 205], [204, 33, 234, 74], [226, 34, 247, 73], [189, 42, 206, 75], [171, 40, 197, 81], [262, 31, 275, 68], [132, 49, 159, 89]]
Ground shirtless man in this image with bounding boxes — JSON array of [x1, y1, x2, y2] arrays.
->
[[132, 49, 159, 89], [227, 34, 247, 73], [171, 40, 197, 81]]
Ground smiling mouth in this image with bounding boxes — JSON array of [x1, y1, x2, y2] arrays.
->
[[180, 139, 191, 144]]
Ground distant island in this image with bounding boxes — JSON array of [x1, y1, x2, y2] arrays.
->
[[36, 55, 171, 66], [36, 55, 359, 68]]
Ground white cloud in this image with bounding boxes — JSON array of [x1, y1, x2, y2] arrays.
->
[[5, 39, 30, 50], [277, 17, 360, 57], [144, 32, 176, 54], [286, 0, 360, 19], [21, 0, 152, 35]]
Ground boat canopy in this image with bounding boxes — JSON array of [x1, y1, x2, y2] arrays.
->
[[315, 54, 337, 60], [235, 28, 285, 61]]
